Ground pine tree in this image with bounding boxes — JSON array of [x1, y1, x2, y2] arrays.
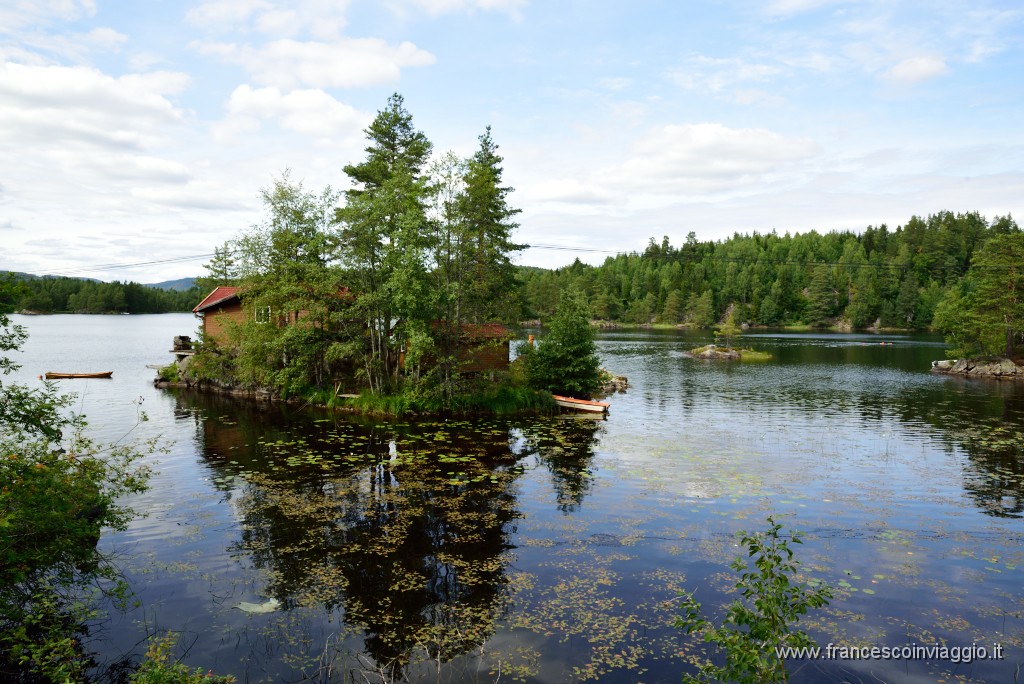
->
[[336, 93, 434, 391], [458, 126, 525, 324]]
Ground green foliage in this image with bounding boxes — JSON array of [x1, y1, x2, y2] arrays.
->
[[523, 289, 602, 398], [518, 211, 1019, 331], [195, 243, 239, 294], [184, 331, 236, 386], [347, 378, 554, 417], [713, 307, 742, 349], [338, 93, 434, 394], [0, 310, 154, 681], [157, 363, 179, 383], [804, 265, 835, 326], [686, 291, 716, 327], [131, 633, 235, 683], [456, 126, 526, 324], [3, 272, 201, 314], [676, 517, 833, 684], [194, 94, 526, 406], [935, 232, 1024, 358]]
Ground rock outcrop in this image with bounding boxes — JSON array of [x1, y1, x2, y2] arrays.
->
[[932, 357, 1024, 379], [682, 345, 741, 361]]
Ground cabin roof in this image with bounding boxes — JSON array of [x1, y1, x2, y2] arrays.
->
[[460, 323, 512, 339], [193, 286, 241, 313]]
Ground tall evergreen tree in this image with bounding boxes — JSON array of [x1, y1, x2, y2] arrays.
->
[[937, 233, 1024, 357], [337, 93, 434, 392], [458, 126, 525, 323]]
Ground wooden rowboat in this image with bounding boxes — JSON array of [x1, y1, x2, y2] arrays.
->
[[45, 371, 113, 379], [551, 394, 610, 414]]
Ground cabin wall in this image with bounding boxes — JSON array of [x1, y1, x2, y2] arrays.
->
[[202, 301, 246, 345], [458, 341, 510, 372]]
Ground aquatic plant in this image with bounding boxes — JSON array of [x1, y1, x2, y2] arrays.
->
[[130, 633, 236, 683], [675, 516, 833, 684], [0, 309, 155, 680]]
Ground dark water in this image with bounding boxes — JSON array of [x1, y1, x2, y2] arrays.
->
[[7, 316, 1024, 682]]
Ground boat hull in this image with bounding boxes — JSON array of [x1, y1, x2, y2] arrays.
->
[[551, 394, 610, 413], [45, 372, 113, 379]]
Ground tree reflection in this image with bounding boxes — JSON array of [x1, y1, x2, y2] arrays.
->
[[518, 416, 603, 513], [960, 387, 1024, 518], [197, 410, 522, 680]]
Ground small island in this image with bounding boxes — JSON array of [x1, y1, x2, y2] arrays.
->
[[932, 357, 1024, 379], [682, 308, 772, 362], [683, 344, 772, 362]]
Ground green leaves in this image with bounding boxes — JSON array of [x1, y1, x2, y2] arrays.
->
[[676, 516, 833, 684], [523, 289, 603, 399]]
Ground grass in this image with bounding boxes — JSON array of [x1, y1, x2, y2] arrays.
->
[[157, 363, 179, 382], [688, 345, 772, 362], [344, 382, 557, 417]]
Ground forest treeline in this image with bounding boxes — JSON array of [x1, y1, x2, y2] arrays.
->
[[518, 211, 1020, 330], [1, 274, 202, 314]]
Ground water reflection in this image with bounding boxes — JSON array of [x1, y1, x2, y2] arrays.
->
[[134, 332, 1024, 683], [173, 391, 568, 678], [518, 417, 603, 513]]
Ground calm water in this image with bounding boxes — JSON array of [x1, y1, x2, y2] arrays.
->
[[7, 315, 1024, 683]]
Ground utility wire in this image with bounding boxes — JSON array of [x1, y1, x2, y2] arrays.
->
[[36, 239, 1010, 278]]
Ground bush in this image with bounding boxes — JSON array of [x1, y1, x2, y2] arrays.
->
[[523, 289, 602, 398], [131, 634, 235, 683], [158, 363, 179, 382], [1, 309, 154, 680], [676, 516, 833, 684]]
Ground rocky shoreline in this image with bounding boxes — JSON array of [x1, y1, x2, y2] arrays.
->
[[931, 357, 1024, 379]]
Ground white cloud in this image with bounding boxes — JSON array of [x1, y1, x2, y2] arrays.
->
[[602, 123, 819, 194], [0, 63, 188, 151], [403, 0, 527, 16], [599, 77, 631, 91], [0, 1, 97, 32], [221, 84, 370, 139], [185, 0, 274, 31], [763, 0, 849, 18], [882, 55, 948, 84], [84, 27, 128, 51], [194, 37, 435, 89], [186, 0, 351, 40], [522, 178, 618, 207], [667, 56, 786, 105]]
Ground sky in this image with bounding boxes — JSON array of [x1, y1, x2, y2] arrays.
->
[[1, 0, 1023, 283]]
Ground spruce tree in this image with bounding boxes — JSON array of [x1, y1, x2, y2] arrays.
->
[[525, 289, 602, 398]]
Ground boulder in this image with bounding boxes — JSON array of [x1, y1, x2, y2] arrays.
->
[[932, 357, 1024, 380]]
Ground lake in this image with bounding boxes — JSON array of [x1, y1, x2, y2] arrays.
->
[[6, 314, 1024, 682]]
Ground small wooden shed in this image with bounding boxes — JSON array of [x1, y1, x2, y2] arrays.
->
[[447, 323, 513, 373], [192, 286, 243, 345]]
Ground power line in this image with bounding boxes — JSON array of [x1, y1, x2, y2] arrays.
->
[[32, 238, 1013, 279], [41, 244, 623, 277]]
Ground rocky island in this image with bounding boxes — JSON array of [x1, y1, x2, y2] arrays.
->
[[932, 357, 1024, 379]]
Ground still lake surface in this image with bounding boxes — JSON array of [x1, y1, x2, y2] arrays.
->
[[7, 313, 1024, 683]]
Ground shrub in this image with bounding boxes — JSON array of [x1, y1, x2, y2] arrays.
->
[[131, 634, 235, 683], [676, 516, 833, 684]]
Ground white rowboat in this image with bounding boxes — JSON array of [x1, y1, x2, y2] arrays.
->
[[551, 394, 610, 414]]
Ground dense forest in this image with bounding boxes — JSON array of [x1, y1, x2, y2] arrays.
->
[[518, 211, 1020, 332], [0, 273, 202, 314]]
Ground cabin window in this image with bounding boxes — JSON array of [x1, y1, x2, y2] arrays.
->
[[255, 306, 271, 324]]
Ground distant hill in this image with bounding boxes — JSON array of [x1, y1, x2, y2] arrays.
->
[[4, 271, 102, 283], [145, 277, 198, 291]]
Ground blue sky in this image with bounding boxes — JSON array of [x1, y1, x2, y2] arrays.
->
[[2, 0, 1022, 281]]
